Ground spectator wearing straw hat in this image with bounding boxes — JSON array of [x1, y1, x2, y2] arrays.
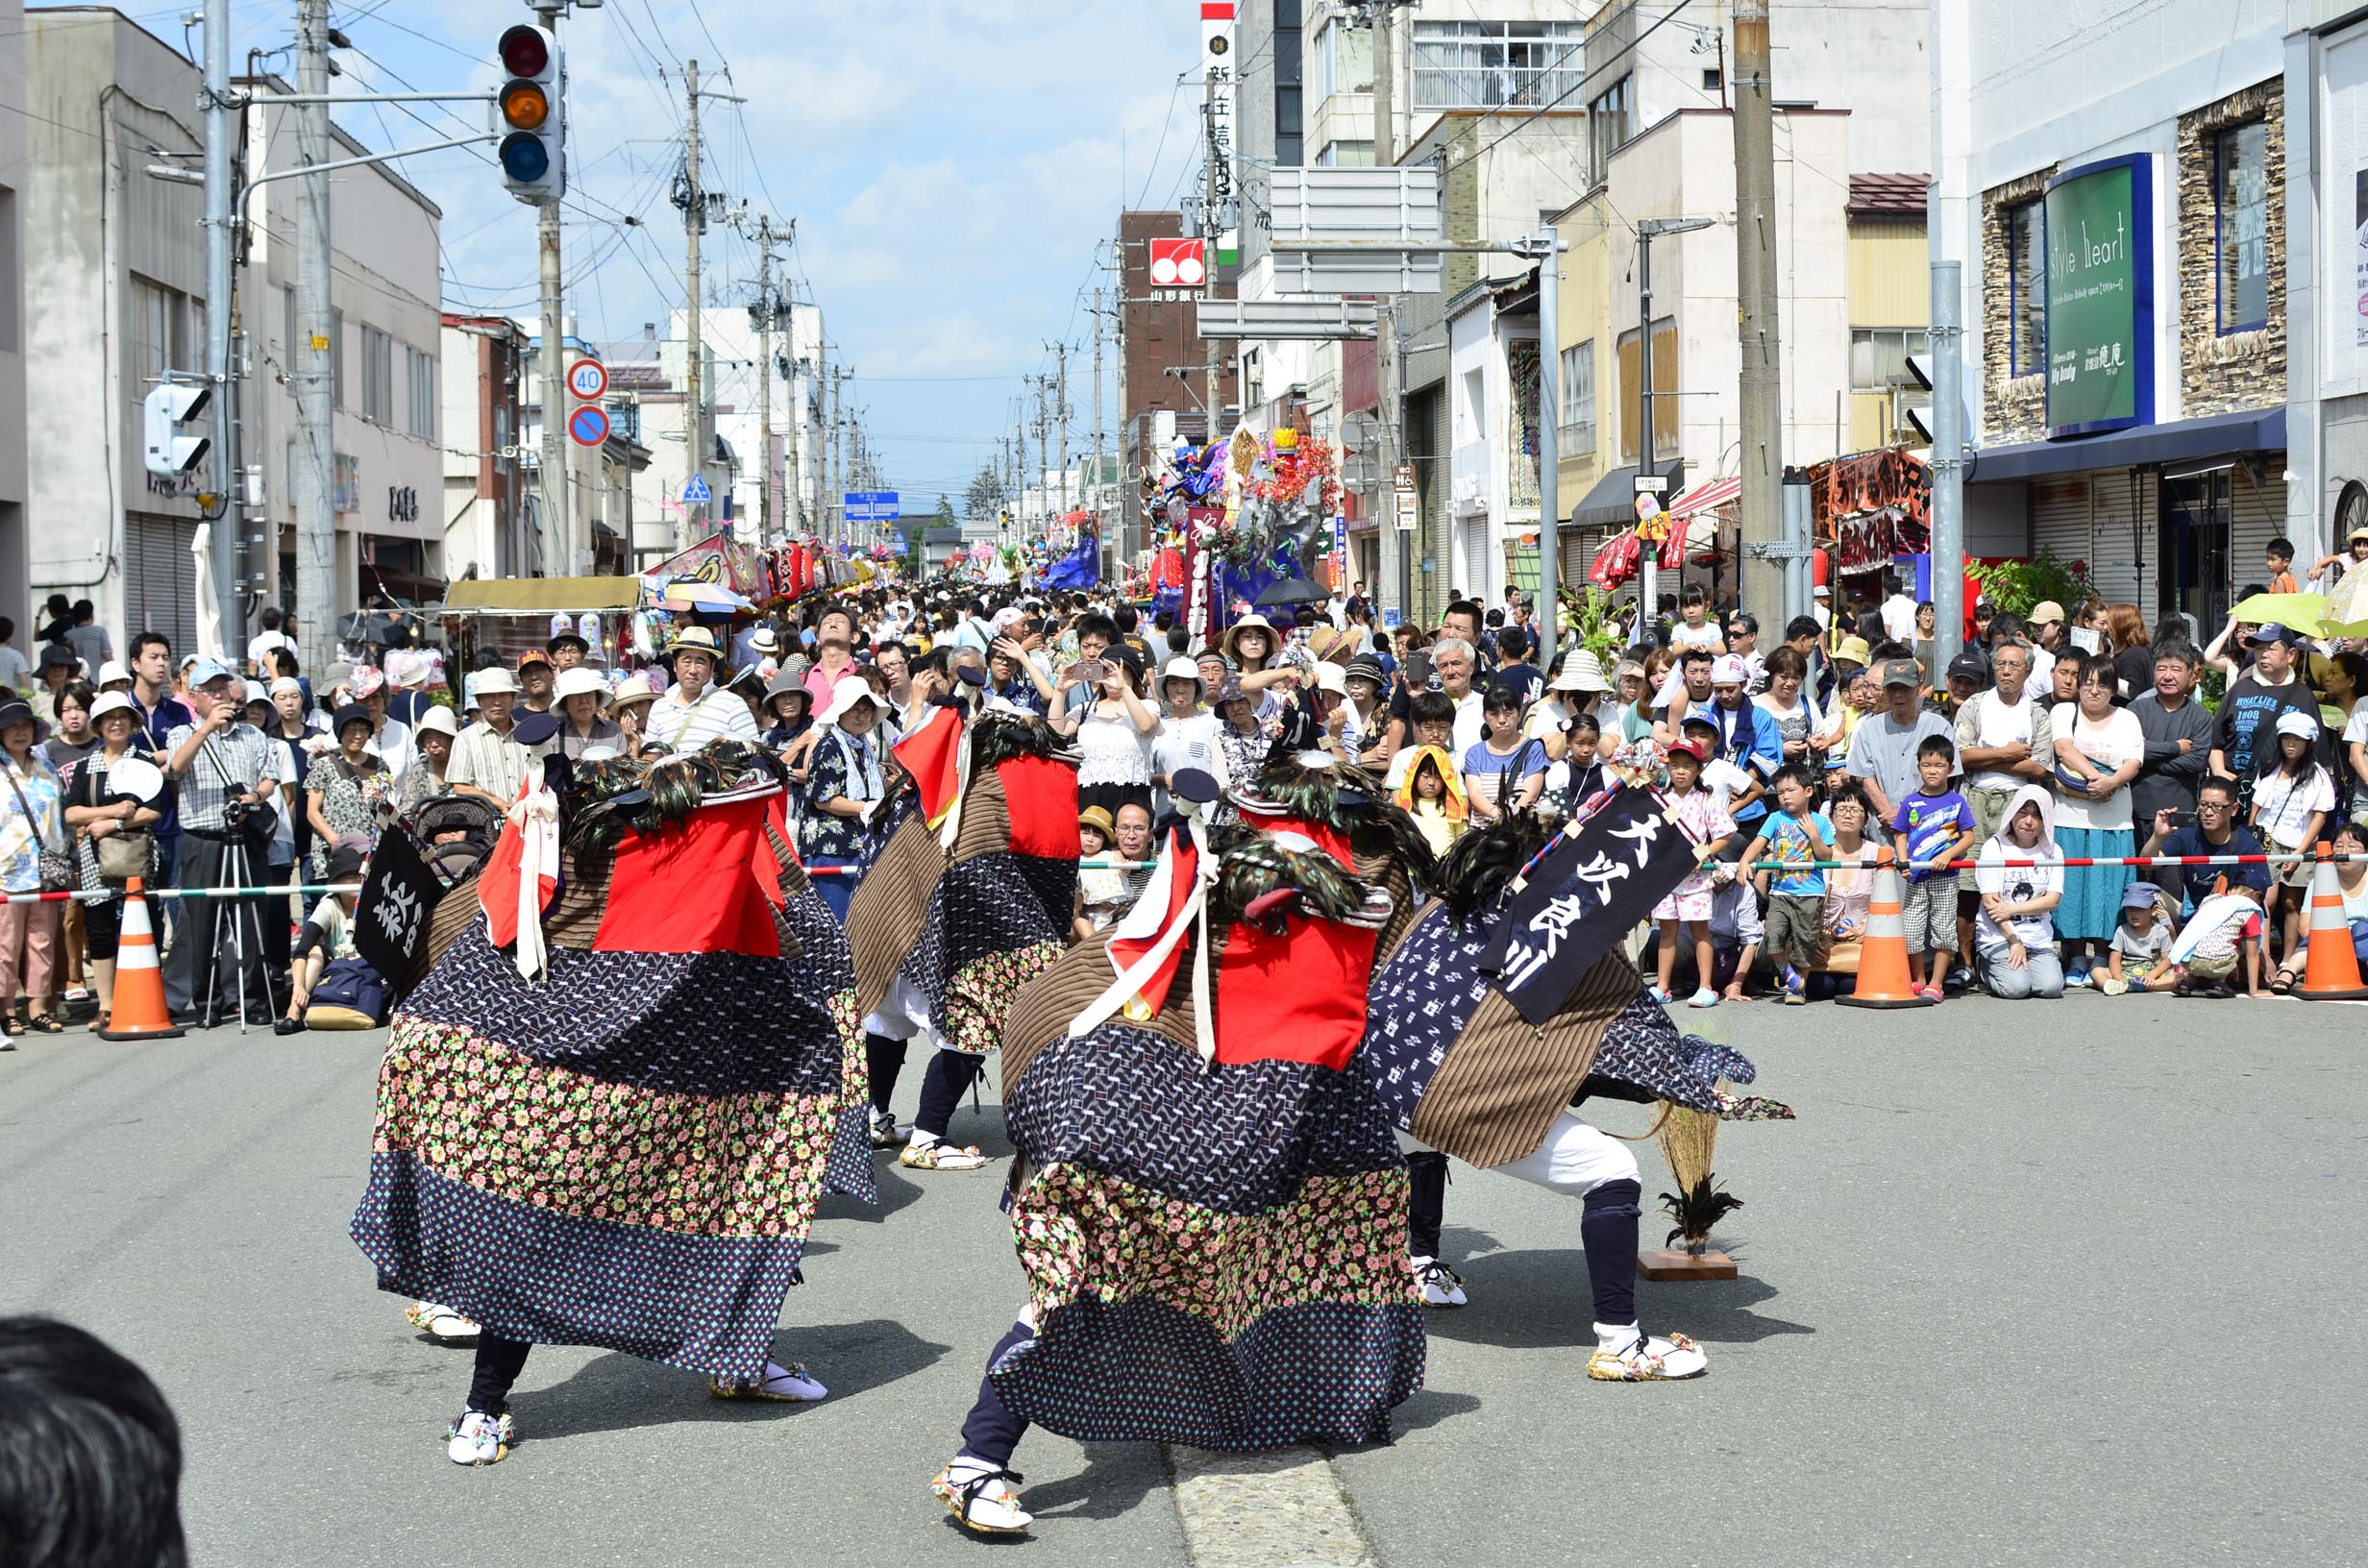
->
[[645, 626, 759, 752], [608, 673, 660, 756]]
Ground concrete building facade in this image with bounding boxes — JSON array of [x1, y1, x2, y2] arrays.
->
[[0, 0, 25, 627]]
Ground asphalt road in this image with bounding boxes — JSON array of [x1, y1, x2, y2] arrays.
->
[[3, 992, 2361, 1567]]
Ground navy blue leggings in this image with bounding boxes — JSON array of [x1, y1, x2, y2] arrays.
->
[[957, 1319, 1037, 1467], [1404, 1151, 1448, 1259], [1581, 1179, 1642, 1326], [915, 1048, 985, 1140]]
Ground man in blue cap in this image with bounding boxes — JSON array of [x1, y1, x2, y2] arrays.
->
[[161, 660, 286, 1024], [2209, 623, 2323, 808]]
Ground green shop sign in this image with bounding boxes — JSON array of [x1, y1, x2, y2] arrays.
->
[[2044, 154, 2155, 437]]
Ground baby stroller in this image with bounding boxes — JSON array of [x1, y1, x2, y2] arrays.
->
[[405, 795, 505, 890]]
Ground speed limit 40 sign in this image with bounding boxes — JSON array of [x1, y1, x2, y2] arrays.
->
[[566, 358, 608, 401]]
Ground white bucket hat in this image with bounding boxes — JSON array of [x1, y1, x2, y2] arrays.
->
[[413, 705, 459, 739], [1158, 655, 1206, 699], [818, 674, 884, 727], [1552, 649, 1609, 693], [552, 666, 607, 705], [473, 668, 520, 696]]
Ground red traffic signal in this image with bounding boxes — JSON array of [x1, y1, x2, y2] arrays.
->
[[498, 24, 549, 78]]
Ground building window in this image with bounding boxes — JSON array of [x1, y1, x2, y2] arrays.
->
[[360, 326, 394, 424], [407, 347, 436, 438], [332, 307, 346, 408], [1411, 20, 1585, 110], [1312, 16, 1369, 105], [2215, 120, 2269, 333], [1317, 140, 1374, 167], [2007, 200, 2045, 378], [1558, 338, 1595, 452], [1586, 76, 1632, 189], [129, 275, 201, 383], [1274, 0, 1303, 168], [1702, 67, 1723, 93], [1851, 328, 1928, 393]]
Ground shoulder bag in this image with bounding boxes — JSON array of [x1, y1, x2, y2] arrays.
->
[[80, 758, 156, 885], [4, 763, 73, 892]]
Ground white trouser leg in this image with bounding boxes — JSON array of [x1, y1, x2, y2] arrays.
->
[[1397, 1113, 1640, 1196]]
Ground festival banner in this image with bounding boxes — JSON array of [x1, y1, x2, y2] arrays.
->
[[1479, 786, 1699, 1025]]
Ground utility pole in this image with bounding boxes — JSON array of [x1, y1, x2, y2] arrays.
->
[[1034, 374, 1051, 545], [534, 3, 568, 571], [809, 337, 827, 540], [200, 0, 239, 650], [1534, 232, 1562, 674], [827, 366, 844, 547], [293, 0, 336, 674], [1371, 0, 1402, 625], [1930, 259, 1965, 672], [680, 59, 705, 546], [752, 214, 777, 543], [1091, 286, 1106, 543], [1049, 339, 1071, 525], [1201, 70, 1225, 454], [1732, 0, 1787, 620]]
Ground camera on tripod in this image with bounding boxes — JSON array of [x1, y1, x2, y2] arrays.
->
[[221, 797, 251, 830]]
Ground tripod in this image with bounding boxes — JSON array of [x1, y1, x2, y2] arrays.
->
[[200, 819, 278, 1033]]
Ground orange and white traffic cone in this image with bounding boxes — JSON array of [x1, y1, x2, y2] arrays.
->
[[1836, 846, 1934, 1010], [97, 878, 184, 1041], [2295, 842, 2368, 1001]]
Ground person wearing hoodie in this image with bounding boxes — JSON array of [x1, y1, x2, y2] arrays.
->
[[1974, 783, 2066, 999]]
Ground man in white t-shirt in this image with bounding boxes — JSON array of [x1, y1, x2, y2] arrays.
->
[[1881, 583, 1918, 644], [1951, 640, 2055, 845]]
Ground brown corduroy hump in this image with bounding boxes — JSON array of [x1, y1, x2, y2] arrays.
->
[[846, 809, 948, 1017], [1406, 950, 1641, 1168], [999, 925, 1200, 1094]]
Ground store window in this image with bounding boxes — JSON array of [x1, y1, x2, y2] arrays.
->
[[1411, 20, 1585, 110], [407, 347, 436, 439], [2214, 120, 2268, 332], [2008, 200, 2045, 377], [360, 325, 395, 424]]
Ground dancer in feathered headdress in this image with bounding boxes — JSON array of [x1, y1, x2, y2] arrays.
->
[[352, 741, 874, 1466]]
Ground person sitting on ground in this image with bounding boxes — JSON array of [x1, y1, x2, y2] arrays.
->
[[1705, 867, 1763, 1002], [277, 836, 367, 1035], [1974, 784, 2066, 1000], [2276, 818, 2368, 981], [2100, 882, 2179, 996]]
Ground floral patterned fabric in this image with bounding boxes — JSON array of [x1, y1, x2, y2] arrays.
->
[[305, 752, 394, 875], [372, 1016, 838, 1238]]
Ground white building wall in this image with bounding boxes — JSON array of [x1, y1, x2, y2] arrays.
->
[[0, 0, 25, 625], [244, 87, 445, 613], [23, 12, 210, 650]]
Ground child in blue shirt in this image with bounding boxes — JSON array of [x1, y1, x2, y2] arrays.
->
[[1750, 762, 1835, 1004], [1891, 735, 1978, 1000]]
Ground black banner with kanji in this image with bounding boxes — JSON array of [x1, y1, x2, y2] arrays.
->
[[354, 826, 445, 1005], [1479, 786, 1699, 1024]]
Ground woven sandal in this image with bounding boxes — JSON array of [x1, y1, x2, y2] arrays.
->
[[899, 1140, 988, 1171]]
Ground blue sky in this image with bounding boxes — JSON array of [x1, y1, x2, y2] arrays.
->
[[224, 0, 1208, 514]]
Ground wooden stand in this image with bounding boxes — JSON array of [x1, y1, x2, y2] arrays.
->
[[1637, 1248, 1737, 1281]]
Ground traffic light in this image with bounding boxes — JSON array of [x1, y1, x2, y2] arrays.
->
[[142, 380, 211, 479], [496, 23, 563, 204]]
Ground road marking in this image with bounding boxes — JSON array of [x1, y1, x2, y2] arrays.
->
[[1165, 1443, 1378, 1567]]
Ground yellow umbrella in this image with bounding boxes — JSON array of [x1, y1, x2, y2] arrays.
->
[[2230, 591, 2328, 635], [2324, 565, 2368, 638]]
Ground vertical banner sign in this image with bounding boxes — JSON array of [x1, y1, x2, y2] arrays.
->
[[2043, 154, 2154, 438], [1203, 2, 1238, 267], [1181, 504, 1221, 648]]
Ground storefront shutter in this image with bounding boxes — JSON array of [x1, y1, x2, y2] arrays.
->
[[2081, 467, 2157, 614], [124, 514, 200, 660]]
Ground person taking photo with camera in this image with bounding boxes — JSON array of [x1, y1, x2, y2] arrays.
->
[[160, 660, 284, 1025]]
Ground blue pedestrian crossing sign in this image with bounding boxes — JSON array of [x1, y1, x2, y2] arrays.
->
[[682, 473, 712, 505]]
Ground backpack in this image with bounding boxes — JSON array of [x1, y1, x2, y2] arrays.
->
[[305, 956, 391, 1029]]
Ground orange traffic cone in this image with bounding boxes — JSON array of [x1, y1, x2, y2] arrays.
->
[[97, 878, 184, 1041], [1836, 846, 1934, 1009], [2295, 842, 2368, 1001]]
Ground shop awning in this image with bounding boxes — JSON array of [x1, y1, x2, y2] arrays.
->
[[1668, 476, 1741, 518], [437, 576, 642, 616], [1569, 460, 1686, 529], [1968, 406, 2286, 484]]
